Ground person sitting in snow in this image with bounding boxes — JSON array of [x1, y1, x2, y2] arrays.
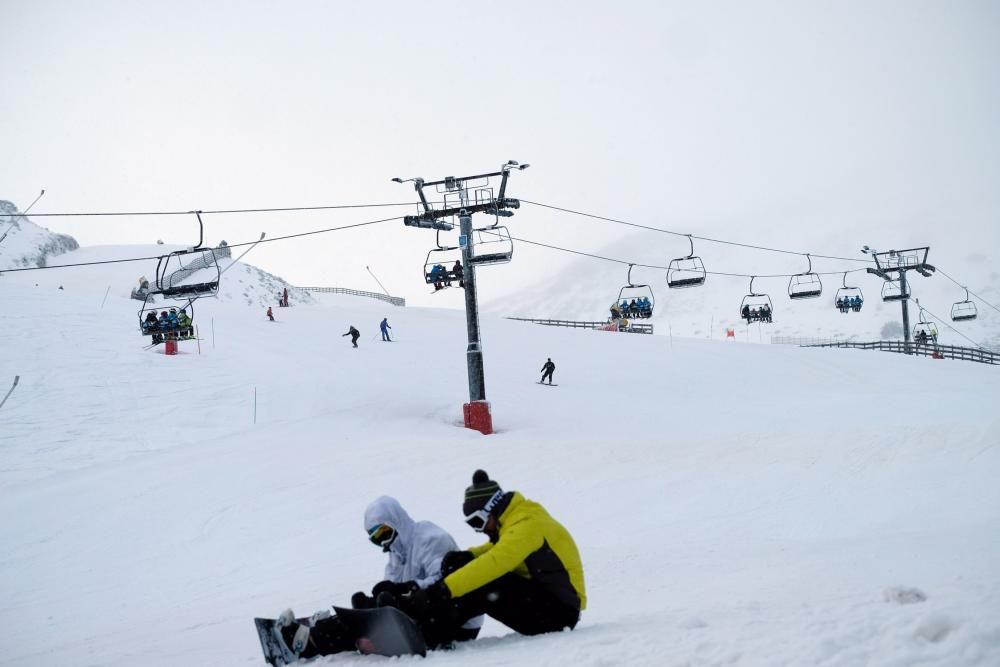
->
[[267, 306, 274, 322], [397, 470, 586, 640], [272, 496, 483, 661]]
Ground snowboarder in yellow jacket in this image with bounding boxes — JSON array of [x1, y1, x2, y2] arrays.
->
[[409, 469, 586, 636]]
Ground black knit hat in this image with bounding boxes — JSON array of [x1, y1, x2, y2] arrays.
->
[[463, 469, 503, 517]]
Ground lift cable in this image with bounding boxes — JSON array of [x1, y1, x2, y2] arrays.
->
[[22, 202, 428, 217], [504, 232, 869, 279], [519, 199, 874, 264], [0, 215, 404, 273], [932, 266, 1000, 316], [908, 290, 987, 350]]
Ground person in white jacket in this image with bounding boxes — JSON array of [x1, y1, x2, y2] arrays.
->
[[274, 496, 482, 661]]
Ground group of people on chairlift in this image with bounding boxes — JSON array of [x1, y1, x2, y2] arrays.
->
[[428, 260, 464, 291], [741, 303, 773, 324], [142, 307, 194, 343], [610, 297, 652, 320], [835, 295, 863, 313], [915, 328, 937, 345]]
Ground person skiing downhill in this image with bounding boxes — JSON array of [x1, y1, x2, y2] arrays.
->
[[343, 325, 360, 348], [271, 497, 482, 661], [380, 318, 392, 342], [403, 470, 586, 638], [267, 306, 274, 322], [540, 358, 555, 385]]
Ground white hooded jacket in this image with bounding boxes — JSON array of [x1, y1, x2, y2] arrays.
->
[[363, 496, 483, 630]]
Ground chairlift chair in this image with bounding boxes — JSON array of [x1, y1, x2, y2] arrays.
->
[[153, 212, 221, 300], [740, 276, 774, 323], [615, 264, 655, 319], [787, 254, 823, 299], [138, 293, 196, 341], [912, 299, 939, 343], [423, 245, 464, 289], [471, 224, 513, 265], [950, 288, 978, 322], [881, 279, 909, 302], [834, 272, 864, 313], [913, 321, 939, 342], [666, 235, 707, 289]]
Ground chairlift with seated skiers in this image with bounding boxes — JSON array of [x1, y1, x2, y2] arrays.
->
[[141, 306, 194, 344], [610, 297, 652, 320], [835, 295, 863, 313]]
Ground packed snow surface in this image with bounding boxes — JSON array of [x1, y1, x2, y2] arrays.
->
[[1, 248, 999, 666]]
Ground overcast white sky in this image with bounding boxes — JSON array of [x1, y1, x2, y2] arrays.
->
[[2, 1, 997, 306]]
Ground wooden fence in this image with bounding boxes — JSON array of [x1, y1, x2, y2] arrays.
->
[[506, 317, 654, 335], [296, 287, 405, 307], [802, 340, 1000, 365]]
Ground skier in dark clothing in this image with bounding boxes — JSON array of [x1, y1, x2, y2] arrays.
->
[[343, 325, 360, 348], [540, 358, 555, 385], [453, 260, 464, 288], [143, 311, 162, 343], [380, 318, 392, 342]]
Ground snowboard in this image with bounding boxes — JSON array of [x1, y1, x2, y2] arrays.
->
[[332, 606, 427, 658], [538, 382, 558, 386], [254, 617, 303, 666]]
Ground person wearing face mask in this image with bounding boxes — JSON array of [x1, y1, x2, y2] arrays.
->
[[272, 496, 481, 662], [407, 470, 586, 638]]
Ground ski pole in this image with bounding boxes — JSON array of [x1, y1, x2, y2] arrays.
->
[[0, 375, 20, 410]]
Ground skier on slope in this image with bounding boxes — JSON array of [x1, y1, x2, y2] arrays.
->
[[380, 318, 392, 342], [266, 306, 274, 322], [540, 358, 555, 385], [398, 470, 586, 639], [342, 325, 360, 348], [273, 497, 483, 661]]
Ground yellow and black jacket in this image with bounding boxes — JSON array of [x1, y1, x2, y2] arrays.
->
[[442, 491, 586, 611]]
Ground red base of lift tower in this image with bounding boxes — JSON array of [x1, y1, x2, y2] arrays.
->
[[463, 401, 493, 435]]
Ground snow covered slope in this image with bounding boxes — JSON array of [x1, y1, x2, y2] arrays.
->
[[0, 200, 78, 270], [1, 248, 999, 667]]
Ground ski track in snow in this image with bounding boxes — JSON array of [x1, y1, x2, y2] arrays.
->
[[1, 249, 999, 666]]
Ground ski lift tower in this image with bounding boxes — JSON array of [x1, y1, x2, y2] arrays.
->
[[863, 245, 935, 355], [393, 160, 529, 435]]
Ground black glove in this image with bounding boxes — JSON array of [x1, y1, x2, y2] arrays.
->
[[351, 591, 375, 609], [409, 581, 451, 619], [441, 550, 475, 576], [372, 580, 419, 598]]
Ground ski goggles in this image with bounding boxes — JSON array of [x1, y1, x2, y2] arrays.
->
[[464, 489, 504, 532], [367, 523, 396, 548]]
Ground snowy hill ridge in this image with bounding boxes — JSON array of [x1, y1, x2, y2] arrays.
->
[[0, 200, 78, 270]]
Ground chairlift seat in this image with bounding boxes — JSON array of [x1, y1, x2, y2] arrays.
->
[[666, 257, 707, 289], [157, 282, 219, 298], [470, 251, 512, 265], [950, 301, 977, 322], [667, 275, 706, 288], [789, 288, 823, 300]]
